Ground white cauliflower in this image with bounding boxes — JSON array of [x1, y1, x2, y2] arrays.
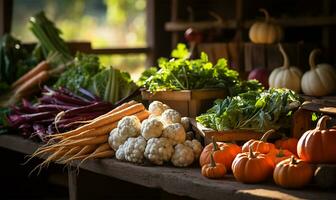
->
[[123, 136, 147, 163], [163, 104, 170, 110], [181, 117, 191, 131], [144, 138, 174, 165], [171, 144, 194, 167], [141, 118, 164, 140], [162, 123, 186, 145], [118, 116, 141, 137], [161, 109, 181, 125], [148, 101, 166, 116], [184, 139, 203, 160], [116, 144, 125, 161], [108, 128, 127, 151]]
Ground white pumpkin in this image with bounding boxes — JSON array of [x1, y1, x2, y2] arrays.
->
[[301, 49, 336, 96], [249, 9, 283, 44], [268, 44, 303, 92]]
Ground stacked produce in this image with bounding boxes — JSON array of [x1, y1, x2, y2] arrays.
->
[[6, 86, 113, 142], [29, 101, 149, 171], [199, 115, 336, 189], [110, 101, 203, 167]]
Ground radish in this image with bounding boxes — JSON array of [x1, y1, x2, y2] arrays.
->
[[248, 68, 270, 88]]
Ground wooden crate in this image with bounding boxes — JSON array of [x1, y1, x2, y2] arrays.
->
[[190, 118, 264, 144], [141, 89, 227, 118]]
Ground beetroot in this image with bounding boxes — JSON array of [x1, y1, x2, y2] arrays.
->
[[248, 68, 269, 88]]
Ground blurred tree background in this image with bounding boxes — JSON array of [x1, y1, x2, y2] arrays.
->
[[11, 0, 147, 80]]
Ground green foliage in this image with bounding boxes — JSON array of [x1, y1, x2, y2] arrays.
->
[[196, 88, 301, 132], [54, 53, 100, 93], [140, 44, 263, 94]]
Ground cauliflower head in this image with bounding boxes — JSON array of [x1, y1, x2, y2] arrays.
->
[[181, 117, 191, 131], [171, 144, 194, 167], [123, 136, 147, 163], [161, 109, 181, 125], [117, 116, 141, 137], [162, 123, 186, 145], [108, 128, 128, 151], [184, 139, 203, 160], [116, 144, 126, 161], [141, 118, 164, 140], [144, 138, 174, 165], [148, 101, 166, 116]]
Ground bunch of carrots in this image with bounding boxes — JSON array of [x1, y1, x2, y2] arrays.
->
[[29, 100, 149, 173]]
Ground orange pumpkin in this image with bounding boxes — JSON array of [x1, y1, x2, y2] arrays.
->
[[297, 116, 336, 163], [267, 148, 293, 165], [232, 146, 274, 183], [242, 129, 276, 154], [275, 137, 298, 156], [273, 156, 313, 188], [201, 154, 227, 179], [199, 138, 241, 171]]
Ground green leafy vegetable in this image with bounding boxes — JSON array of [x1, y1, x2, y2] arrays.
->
[[196, 88, 301, 132], [139, 43, 262, 94]]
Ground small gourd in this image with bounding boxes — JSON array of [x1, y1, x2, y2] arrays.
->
[[242, 129, 276, 154], [301, 49, 336, 96], [268, 44, 303, 92], [249, 9, 283, 44], [273, 156, 313, 188], [201, 154, 227, 179]]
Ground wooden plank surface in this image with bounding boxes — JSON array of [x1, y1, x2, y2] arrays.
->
[[0, 134, 335, 200]]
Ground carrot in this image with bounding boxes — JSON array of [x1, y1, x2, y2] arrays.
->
[[14, 70, 49, 96], [11, 60, 49, 89], [62, 144, 99, 163], [52, 135, 108, 148], [57, 146, 82, 162], [87, 150, 114, 159], [94, 100, 137, 120], [50, 103, 145, 139], [55, 110, 149, 141]]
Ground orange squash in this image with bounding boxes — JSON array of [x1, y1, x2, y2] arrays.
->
[[273, 156, 313, 188], [232, 146, 274, 183], [199, 137, 241, 171], [297, 116, 336, 163], [275, 137, 298, 156], [267, 148, 293, 165], [201, 154, 227, 179], [242, 129, 276, 154]]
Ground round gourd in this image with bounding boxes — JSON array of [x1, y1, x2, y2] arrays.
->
[[275, 137, 298, 156], [242, 129, 275, 154], [266, 148, 293, 165], [273, 156, 313, 188], [301, 49, 336, 96], [232, 146, 274, 183], [297, 115, 336, 163], [249, 9, 283, 44], [201, 154, 227, 179], [268, 44, 303, 92], [199, 137, 241, 171]]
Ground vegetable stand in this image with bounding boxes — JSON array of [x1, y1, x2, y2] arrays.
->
[[0, 134, 334, 200]]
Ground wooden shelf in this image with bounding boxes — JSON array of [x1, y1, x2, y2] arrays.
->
[[0, 134, 335, 200], [165, 16, 336, 31]]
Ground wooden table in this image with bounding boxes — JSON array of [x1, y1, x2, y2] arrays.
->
[[0, 134, 334, 200]]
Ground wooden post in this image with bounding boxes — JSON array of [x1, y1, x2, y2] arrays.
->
[[0, 0, 13, 36]]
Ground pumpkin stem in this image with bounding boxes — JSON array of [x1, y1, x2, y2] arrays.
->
[[278, 43, 290, 68], [290, 155, 297, 165], [260, 129, 276, 142], [309, 49, 321, 70], [316, 115, 331, 130], [259, 8, 270, 22], [210, 153, 216, 167], [248, 146, 255, 159], [277, 148, 284, 157], [212, 136, 219, 151]]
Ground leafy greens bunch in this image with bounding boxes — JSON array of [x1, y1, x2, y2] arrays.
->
[[139, 44, 262, 95], [196, 88, 301, 132], [54, 53, 136, 103]]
